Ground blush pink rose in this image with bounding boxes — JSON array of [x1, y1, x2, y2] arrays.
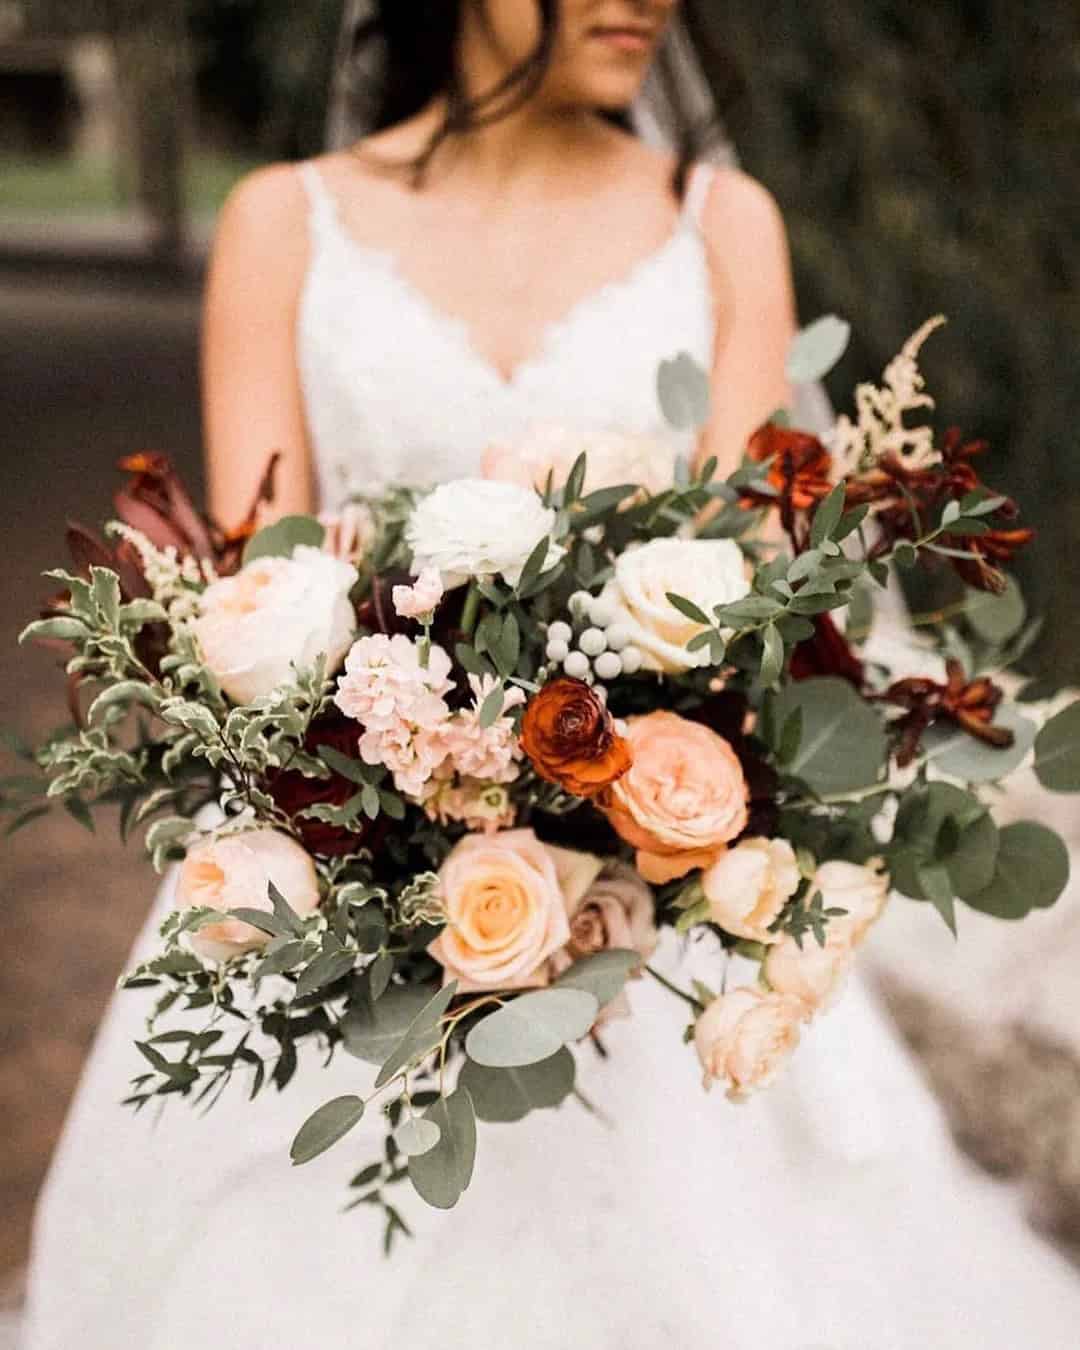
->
[[602, 712, 749, 883], [428, 829, 575, 992], [177, 828, 321, 963]]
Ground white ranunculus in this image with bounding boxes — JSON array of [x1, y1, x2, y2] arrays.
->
[[405, 479, 563, 589], [599, 538, 751, 674], [193, 545, 357, 704], [177, 828, 321, 963]]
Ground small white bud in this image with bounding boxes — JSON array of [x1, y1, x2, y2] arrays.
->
[[594, 651, 622, 681], [588, 594, 618, 629], [546, 620, 573, 645], [605, 622, 632, 652], [564, 651, 591, 680], [545, 639, 570, 664], [621, 645, 644, 675], [578, 627, 607, 657]]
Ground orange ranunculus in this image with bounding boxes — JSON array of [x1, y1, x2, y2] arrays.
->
[[520, 678, 632, 799], [602, 712, 749, 883]]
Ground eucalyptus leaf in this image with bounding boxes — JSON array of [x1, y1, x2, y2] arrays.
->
[[786, 315, 851, 383], [1034, 700, 1080, 792], [393, 1116, 442, 1157], [290, 1095, 365, 1165], [773, 678, 886, 795], [458, 1047, 576, 1123], [964, 822, 1069, 919], [465, 988, 598, 1068], [966, 577, 1026, 645], [890, 783, 999, 903], [342, 982, 436, 1064], [295, 946, 356, 999], [375, 981, 458, 1088], [657, 351, 712, 430], [555, 949, 639, 1007], [243, 515, 326, 565], [921, 704, 1036, 783], [407, 1089, 477, 1210]]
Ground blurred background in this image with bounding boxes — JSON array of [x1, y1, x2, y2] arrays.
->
[[1, 0, 1078, 1301]]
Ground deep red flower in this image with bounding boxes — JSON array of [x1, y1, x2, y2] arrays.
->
[[741, 424, 836, 546], [881, 659, 1013, 767], [790, 612, 865, 688], [265, 712, 388, 858]]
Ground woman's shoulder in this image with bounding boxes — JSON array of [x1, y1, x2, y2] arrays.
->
[[697, 164, 788, 255]]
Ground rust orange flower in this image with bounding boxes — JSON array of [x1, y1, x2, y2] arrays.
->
[[520, 678, 632, 799]]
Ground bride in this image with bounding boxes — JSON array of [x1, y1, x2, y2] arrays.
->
[[21, 3, 1080, 1347]]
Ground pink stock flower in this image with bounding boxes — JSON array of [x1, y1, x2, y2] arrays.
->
[[392, 567, 445, 621]]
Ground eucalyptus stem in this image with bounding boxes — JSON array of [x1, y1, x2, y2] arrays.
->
[[645, 964, 705, 1014]]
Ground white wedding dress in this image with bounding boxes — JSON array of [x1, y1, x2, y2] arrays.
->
[[20, 161, 1080, 1350]]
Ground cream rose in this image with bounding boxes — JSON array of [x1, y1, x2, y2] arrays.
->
[[701, 838, 801, 945], [193, 545, 357, 704], [694, 988, 805, 1099], [481, 424, 678, 501], [603, 712, 749, 884], [406, 479, 563, 589], [597, 538, 751, 674], [815, 859, 890, 943], [177, 828, 321, 963], [764, 931, 854, 1014], [429, 829, 579, 991]]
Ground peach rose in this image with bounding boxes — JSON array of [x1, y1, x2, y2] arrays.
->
[[177, 828, 321, 963], [701, 837, 801, 945], [694, 987, 805, 1099], [428, 829, 580, 991], [764, 930, 855, 1014], [602, 712, 749, 883], [814, 859, 890, 943]]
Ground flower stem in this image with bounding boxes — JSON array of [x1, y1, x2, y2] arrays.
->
[[645, 964, 705, 1014], [460, 583, 481, 639]]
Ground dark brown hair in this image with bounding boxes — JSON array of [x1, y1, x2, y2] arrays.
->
[[343, 1, 743, 192]]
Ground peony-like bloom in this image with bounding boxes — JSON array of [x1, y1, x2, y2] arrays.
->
[[814, 859, 890, 944], [481, 424, 678, 501], [596, 538, 750, 674], [764, 930, 854, 1014], [176, 828, 321, 963], [694, 987, 805, 1099], [406, 478, 563, 589], [602, 712, 749, 883], [520, 677, 632, 799], [429, 829, 576, 991], [392, 567, 445, 621], [701, 837, 801, 945], [193, 546, 357, 705]]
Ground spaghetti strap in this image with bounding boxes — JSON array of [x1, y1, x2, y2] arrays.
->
[[296, 161, 338, 233], [682, 162, 719, 232]]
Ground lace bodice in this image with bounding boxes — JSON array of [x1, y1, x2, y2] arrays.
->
[[295, 160, 718, 509]]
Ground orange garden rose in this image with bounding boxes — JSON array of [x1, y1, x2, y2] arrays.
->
[[602, 711, 750, 883], [520, 677, 632, 799]]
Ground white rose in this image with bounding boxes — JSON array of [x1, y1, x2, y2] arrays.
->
[[177, 828, 321, 962], [599, 538, 751, 674], [193, 546, 357, 704], [701, 838, 801, 945], [482, 424, 678, 500], [406, 479, 563, 589], [764, 930, 854, 1014], [814, 859, 890, 943], [694, 987, 804, 1099]]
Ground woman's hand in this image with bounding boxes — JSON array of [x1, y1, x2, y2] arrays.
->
[[202, 165, 315, 530]]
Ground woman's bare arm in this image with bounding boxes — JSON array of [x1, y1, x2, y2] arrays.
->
[[202, 164, 314, 530], [698, 169, 798, 475]]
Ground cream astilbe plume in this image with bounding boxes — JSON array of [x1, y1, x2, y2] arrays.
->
[[829, 316, 947, 476]]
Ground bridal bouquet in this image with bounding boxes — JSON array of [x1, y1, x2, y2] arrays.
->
[[10, 316, 1080, 1244]]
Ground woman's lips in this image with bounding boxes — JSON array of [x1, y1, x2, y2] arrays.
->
[[588, 26, 655, 55]]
